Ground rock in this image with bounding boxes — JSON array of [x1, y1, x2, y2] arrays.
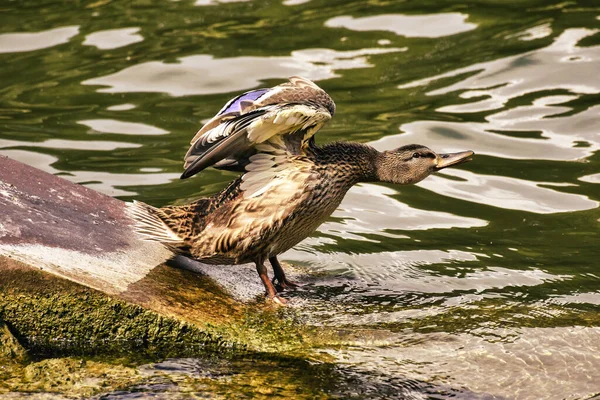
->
[[0, 154, 171, 295], [0, 320, 27, 363], [0, 155, 320, 358]]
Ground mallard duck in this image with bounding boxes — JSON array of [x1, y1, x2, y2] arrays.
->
[[130, 76, 473, 304]]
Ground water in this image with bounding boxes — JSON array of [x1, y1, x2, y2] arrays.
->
[[1, 0, 599, 398]]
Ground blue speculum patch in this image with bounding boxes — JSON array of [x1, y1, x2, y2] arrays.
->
[[218, 89, 270, 115]]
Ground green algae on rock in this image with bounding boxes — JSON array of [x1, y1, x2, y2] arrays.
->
[[0, 356, 142, 397], [0, 257, 239, 358], [0, 321, 28, 363], [0, 257, 340, 360]]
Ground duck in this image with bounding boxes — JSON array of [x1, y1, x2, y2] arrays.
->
[[130, 76, 474, 304]]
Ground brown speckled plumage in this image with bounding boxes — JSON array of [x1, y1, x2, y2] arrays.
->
[[130, 77, 474, 304]]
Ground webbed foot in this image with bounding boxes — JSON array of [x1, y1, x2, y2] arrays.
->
[[269, 256, 301, 293], [271, 276, 300, 292], [256, 259, 288, 305], [270, 294, 288, 305]]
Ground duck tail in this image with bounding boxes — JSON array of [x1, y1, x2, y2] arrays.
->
[[128, 200, 185, 245]]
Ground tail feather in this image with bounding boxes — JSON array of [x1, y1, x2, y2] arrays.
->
[[128, 200, 184, 245]]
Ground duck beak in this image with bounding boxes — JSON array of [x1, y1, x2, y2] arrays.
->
[[435, 150, 474, 170]]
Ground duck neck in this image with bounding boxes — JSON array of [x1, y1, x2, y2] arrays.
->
[[312, 142, 380, 184]]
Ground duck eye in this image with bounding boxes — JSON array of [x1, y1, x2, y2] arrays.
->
[[412, 153, 420, 159]]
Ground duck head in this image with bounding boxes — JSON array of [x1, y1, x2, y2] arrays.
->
[[376, 144, 474, 185]]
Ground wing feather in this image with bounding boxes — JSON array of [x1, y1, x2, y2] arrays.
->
[[182, 104, 330, 179], [188, 88, 270, 146], [181, 76, 335, 180]]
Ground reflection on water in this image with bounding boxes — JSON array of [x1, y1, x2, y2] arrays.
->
[[399, 29, 600, 112], [195, 0, 250, 5], [0, 138, 140, 151], [83, 27, 143, 50], [1, 0, 599, 398], [325, 326, 600, 400], [0, 26, 79, 53], [82, 47, 404, 96], [373, 118, 595, 161], [283, 0, 311, 5], [418, 169, 598, 214], [580, 173, 600, 184], [325, 13, 477, 38], [284, 248, 568, 295], [78, 119, 169, 135], [106, 103, 137, 111], [506, 23, 553, 41], [383, 29, 600, 164], [548, 291, 600, 306], [321, 184, 487, 241], [1, 150, 178, 197]]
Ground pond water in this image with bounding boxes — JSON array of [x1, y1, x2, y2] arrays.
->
[[1, 0, 599, 398]]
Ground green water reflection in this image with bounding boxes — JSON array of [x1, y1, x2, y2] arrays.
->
[[1, 0, 599, 398]]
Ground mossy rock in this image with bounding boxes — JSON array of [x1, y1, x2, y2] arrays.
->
[[0, 320, 28, 363], [0, 356, 141, 397], [0, 257, 243, 358], [0, 257, 339, 360]]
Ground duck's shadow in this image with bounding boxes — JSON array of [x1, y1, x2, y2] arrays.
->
[[166, 255, 326, 303], [166, 255, 272, 302]]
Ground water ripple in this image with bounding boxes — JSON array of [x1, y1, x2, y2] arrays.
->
[[418, 169, 598, 214], [399, 28, 600, 113], [325, 326, 600, 400], [320, 183, 487, 241], [78, 119, 169, 135], [579, 173, 600, 184], [194, 0, 250, 5], [82, 47, 404, 96], [326, 13, 477, 38], [83, 27, 143, 50], [0, 26, 79, 54], [0, 138, 140, 151], [286, 247, 567, 295], [506, 23, 553, 41], [372, 118, 595, 161], [0, 150, 177, 197]]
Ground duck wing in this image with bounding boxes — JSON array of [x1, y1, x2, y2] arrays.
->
[[181, 76, 335, 179]]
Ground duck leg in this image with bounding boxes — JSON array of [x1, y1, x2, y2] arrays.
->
[[270, 256, 299, 292], [256, 260, 286, 305]]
